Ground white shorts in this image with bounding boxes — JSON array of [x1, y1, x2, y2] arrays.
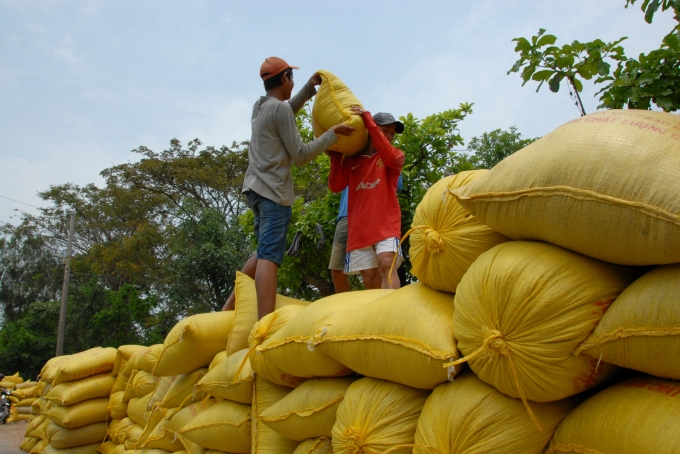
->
[[344, 237, 404, 274]]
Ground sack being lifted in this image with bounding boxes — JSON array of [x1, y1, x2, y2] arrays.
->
[[312, 70, 368, 156]]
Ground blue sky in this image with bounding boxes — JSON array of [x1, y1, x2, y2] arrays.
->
[[0, 0, 674, 225]]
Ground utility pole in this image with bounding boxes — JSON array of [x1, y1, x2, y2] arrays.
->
[[56, 212, 75, 356]]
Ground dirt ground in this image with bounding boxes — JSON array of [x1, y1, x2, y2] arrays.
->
[[0, 419, 29, 454]]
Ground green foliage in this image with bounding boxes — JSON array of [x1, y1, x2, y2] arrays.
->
[[508, 28, 627, 115], [510, 1, 680, 113], [467, 126, 539, 169], [167, 201, 252, 312]]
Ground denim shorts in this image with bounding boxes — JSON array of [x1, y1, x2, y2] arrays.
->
[[245, 190, 292, 266]]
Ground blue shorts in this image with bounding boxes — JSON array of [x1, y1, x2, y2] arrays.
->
[[245, 190, 292, 266]]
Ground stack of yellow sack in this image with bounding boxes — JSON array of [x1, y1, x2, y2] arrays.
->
[[433, 109, 680, 452], [15, 380, 39, 420], [31, 347, 116, 454]]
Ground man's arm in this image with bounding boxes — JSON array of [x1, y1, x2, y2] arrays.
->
[[327, 151, 349, 193], [277, 103, 338, 166], [361, 111, 405, 170], [288, 76, 319, 115]]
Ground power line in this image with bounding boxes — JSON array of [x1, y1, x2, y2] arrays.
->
[[0, 194, 41, 209]]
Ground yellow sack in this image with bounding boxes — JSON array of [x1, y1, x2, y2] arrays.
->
[[108, 391, 128, 419], [45, 420, 109, 449], [26, 414, 47, 437], [408, 170, 511, 293], [414, 371, 577, 453], [293, 438, 333, 454], [44, 397, 110, 428], [12, 388, 26, 400], [9, 394, 20, 403], [5, 372, 24, 384], [113, 418, 136, 445], [29, 438, 44, 454], [113, 345, 146, 376], [107, 418, 121, 444], [96, 441, 118, 454], [127, 393, 152, 426], [46, 374, 115, 406], [197, 348, 254, 403], [260, 377, 357, 441], [132, 370, 160, 398], [17, 405, 34, 414], [332, 377, 430, 454], [146, 375, 178, 410], [257, 289, 392, 379], [137, 405, 169, 447], [577, 263, 680, 380], [17, 380, 39, 390], [451, 241, 637, 403], [546, 376, 680, 453], [30, 420, 49, 440], [52, 347, 117, 386], [41, 353, 79, 382], [317, 283, 459, 390], [252, 376, 299, 454], [122, 371, 138, 403], [32, 397, 51, 415], [0, 380, 16, 389], [178, 400, 251, 453], [226, 271, 308, 356], [452, 109, 680, 266], [19, 413, 32, 420], [123, 424, 144, 450], [23, 386, 38, 399], [20, 436, 39, 452], [141, 399, 215, 452], [124, 344, 162, 375], [311, 69, 368, 156], [153, 311, 235, 377], [158, 368, 208, 408], [110, 360, 128, 395], [250, 305, 307, 388], [209, 350, 227, 371], [43, 442, 102, 454]]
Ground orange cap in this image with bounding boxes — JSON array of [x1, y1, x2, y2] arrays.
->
[[260, 57, 299, 80]]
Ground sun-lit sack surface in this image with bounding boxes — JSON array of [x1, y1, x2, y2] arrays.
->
[[178, 399, 252, 453], [409, 170, 510, 294], [414, 371, 579, 454], [452, 241, 638, 403], [453, 109, 680, 266], [577, 263, 680, 380], [317, 282, 459, 390], [312, 70, 368, 156], [545, 376, 680, 453], [256, 290, 391, 380]]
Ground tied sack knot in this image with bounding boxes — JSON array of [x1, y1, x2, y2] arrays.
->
[[424, 228, 444, 253], [343, 427, 366, 454], [484, 329, 509, 356]]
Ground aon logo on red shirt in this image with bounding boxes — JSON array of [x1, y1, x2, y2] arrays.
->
[[356, 179, 381, 190]]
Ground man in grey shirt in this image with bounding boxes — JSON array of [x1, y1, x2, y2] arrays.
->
[[223, 57, 353, 319]]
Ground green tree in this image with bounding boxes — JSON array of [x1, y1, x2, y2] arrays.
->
[[467, 126, 539, 169], [508, 0, 680, 113]]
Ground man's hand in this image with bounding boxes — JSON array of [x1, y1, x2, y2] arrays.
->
[[349, 105, 367, 116], [330, 124, 355, 136], [309, 73, 322, 88]]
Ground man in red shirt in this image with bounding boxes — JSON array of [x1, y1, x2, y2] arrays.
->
[[327, 105, 405, 289]]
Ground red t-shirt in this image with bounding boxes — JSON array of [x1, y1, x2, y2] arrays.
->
[[328, 112, 405, 252]]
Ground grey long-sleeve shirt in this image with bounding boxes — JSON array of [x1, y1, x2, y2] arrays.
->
[[242, 82, 338, 206]]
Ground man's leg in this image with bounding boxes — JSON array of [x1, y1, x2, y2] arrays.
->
[[331, 269, 351, 293], [377, 251, 401, 289], [222, 253, 258, 311], [255, 258, 279, 320], [359, 268, 382, 289]]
